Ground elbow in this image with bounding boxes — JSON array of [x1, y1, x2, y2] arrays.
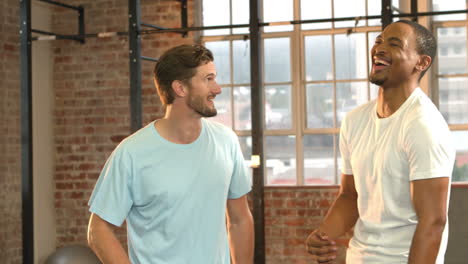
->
[[419, 214, 447, 235]]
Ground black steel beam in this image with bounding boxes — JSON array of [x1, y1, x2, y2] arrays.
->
[[129, 0, 142, 132], [141, 56, 158, 62], [20, 0, 34, 263], [249, 0, 265, 263], [31, 29, 83, 41], [411, 0, 418, 22], [37, 0, 81, 11], [395, 9, 468, 18], [382, 0, 393, 29], [141, 22, 168, 30], [180, 0, 188, 37], [78, 5, 85, 43]]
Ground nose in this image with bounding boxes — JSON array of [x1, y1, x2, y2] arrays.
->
[[372, 44, 386, 56], [213, 82, 222, 95]]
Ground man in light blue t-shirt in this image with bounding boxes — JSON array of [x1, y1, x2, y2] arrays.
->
[[87, 44, 254, 264]]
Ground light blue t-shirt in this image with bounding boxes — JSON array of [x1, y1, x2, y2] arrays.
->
[[88, 118, 252, 264]]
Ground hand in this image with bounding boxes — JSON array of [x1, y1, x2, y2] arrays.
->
[[306, 229, 337, 264]]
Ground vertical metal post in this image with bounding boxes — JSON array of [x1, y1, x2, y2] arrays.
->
[[20, 0, 34, 263], [411, 0, 418, 22], [382, 0, 393, 29], [129, 0, 142, 132], [78, 5, 85, 43], [180, 0, 188, 37], [249, 0, 265, 263]]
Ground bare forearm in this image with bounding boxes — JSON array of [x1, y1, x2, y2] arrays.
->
[[408, 221, 445, 264], [228, 217, 254, 264], [88, 216, 131, 264], [319, 193, 359, 239]]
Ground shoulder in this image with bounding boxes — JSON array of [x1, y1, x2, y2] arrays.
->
[[344, 100, 376, 122], [203, 118, 237, 139], [341, 99, 376, 132], [404, 89, 448, 131], [114, 121, 157, 155]]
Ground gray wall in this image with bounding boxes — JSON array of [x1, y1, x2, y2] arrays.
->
[[446, 186, 468, 264]]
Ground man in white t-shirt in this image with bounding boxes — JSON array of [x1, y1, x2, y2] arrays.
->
[[306, 20, 455, 263]]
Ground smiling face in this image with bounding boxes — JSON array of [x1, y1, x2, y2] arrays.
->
[[185, 61, 221, 117], [369, 22, 424, 88]]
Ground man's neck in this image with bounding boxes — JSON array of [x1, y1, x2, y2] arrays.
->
[[376, 84, 417, 118], [155, 104, 202, 144]]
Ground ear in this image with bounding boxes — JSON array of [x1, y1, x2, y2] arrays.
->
[[415, 55, 432, 73], [171, 80, 188, 98]]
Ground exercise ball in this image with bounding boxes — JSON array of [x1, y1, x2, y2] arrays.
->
[[45, 245, 101, 264]]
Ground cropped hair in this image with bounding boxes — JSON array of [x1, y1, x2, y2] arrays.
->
[[394, 20, 437, 80]]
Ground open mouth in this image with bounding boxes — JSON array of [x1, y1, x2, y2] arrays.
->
[[373, 57, 391, 71]]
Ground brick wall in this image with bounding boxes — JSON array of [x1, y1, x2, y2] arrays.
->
[[52, 0, 195, 248], [0, 0, 22, 263], [265, 187, 348, 264]]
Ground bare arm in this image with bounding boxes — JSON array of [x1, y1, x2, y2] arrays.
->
[[319, 173, 359, 239], [306, 174, 359, 263], [87, 213, 131, 264], [226, 195, 254, 264], [408, 177, 449, 264]]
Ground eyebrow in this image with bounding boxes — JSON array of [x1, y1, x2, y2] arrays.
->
[[204, 73, 216, 78], [375, 35, 403, 44], [387, 37, 403, 44]]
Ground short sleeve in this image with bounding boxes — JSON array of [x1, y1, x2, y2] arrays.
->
[[404, 116, 455, 181], [340, 114, 353, 175], [88, 145, 134, 226], [227, 132, 252, 199]]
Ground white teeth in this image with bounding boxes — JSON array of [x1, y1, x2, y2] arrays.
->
[[374, 57, 390, 66]]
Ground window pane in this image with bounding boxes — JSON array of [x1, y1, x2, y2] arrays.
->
[[238, 136, 252, 161], [202, 0, 230, 36], [233, 40, 250, 84], [263, 0, 293, 32], [437, 27, 467, 75], [304, 134, 335, 185], [336, 82, 368, 127], [452, 131, 468, 182], [205, 41, 230, 84], [367, 0, 381, 26], [301, 0, 332, 30], [335, 33, 367, 79], [433, 0, 467, 21], [264, 38, 291, 83], [234, 86, 251, 130], [210, 87, 232, 127], [265, 136, 296, 185], [333, 0, 365, 28], [306, 83, 334, 129], [370, 83, 379, 100], [265, 85, 292, 129], [439, 77, 468, 125], [368, 31, 380, 74], [305, 35, 333, 81], [232, 0, 249, 34]]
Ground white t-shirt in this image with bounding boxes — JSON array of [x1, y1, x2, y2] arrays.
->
[[340, 88, 455, 263]]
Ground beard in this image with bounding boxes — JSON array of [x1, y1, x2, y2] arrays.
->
[[187, 93, 218, 117], [369, 71, 386, 86]]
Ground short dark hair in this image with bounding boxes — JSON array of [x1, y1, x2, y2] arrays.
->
[[153, 44, 214, 105], [393, 20, 437, 80]]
